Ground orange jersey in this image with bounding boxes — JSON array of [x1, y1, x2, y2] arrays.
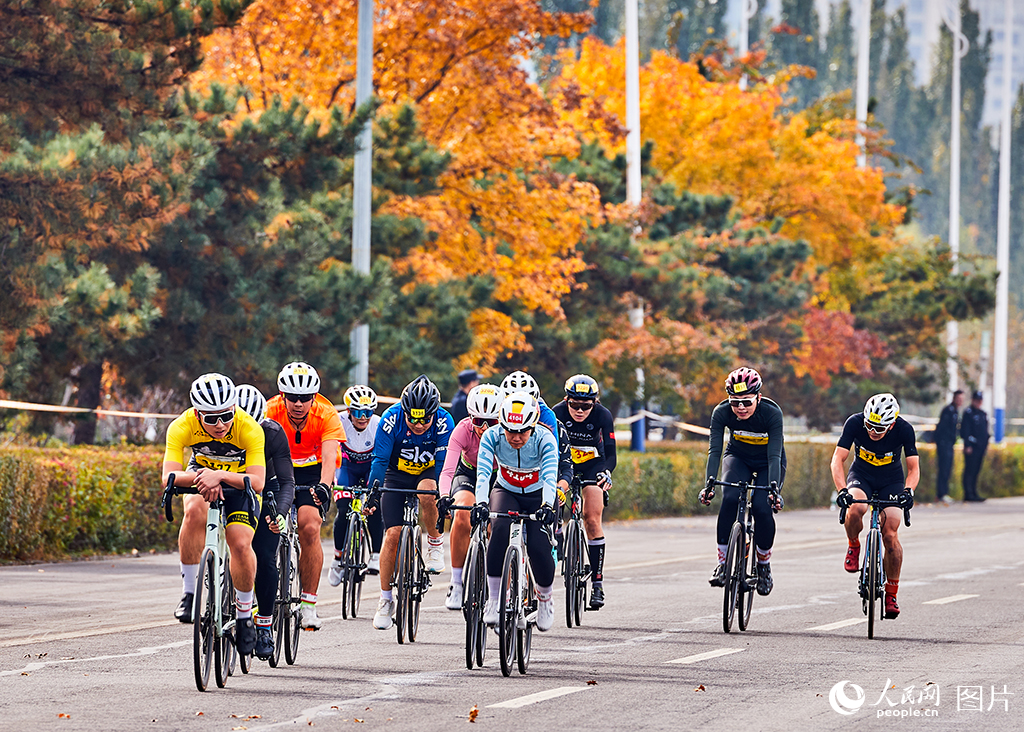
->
[[266, 393, 344, 470]]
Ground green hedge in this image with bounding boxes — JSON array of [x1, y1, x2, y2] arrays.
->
[[2, 441, 1023, 561]]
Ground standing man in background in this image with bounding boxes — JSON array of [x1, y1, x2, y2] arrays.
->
[[934, 389, 963, 505], [449, 369, 479, 425], [960, 390, 989, 503]]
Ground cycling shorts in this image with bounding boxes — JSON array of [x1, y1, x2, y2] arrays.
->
[[223, 489, 261, 531], [381, 473, 436, 530], [293, 484, 329, 511], [846, 472, 905, 502], [451, 465, 476, 496]]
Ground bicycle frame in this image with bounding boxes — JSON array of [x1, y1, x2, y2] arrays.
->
[[562, 476, 592, 627], [379, 487, 437, 643]]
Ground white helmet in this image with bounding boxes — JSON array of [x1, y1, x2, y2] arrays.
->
[[190, 373, 237, 412], [277, 361, 320, 395], [499, 391, 540, 432], [864, 393, 900, 427], [466, 384, 503, 420], [344, 384, 378, 412], [501, 370, 540, 401], [235, 384, 267, 423]]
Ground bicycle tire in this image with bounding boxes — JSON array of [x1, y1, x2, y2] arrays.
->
[[470, 536, 488, 668], [395, 526, 412, 644], [284, 536, 301, 665], [351, 522, 370, 618], [738, 526, 756, 631], [269, 538, 288, 668], [866, 528, 880, 639], [563, 521, 578, 628], [574, 520, 587, 627], [193, 549, 216, 691], [722, 522, 743, 633], [517, 565, 535, 675], [464, 541, 482, 670], [341, 511, 359, 619], [215, 555, 235, 688], [408, 526, 423, 642], [498, 545, 519, 677]]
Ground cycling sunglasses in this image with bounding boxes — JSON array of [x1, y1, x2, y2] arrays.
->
[[567, 399, 595, 411], [503, 425, 534, 436], [406, 414, 433, 426], [729, 398, 756, 408], [864, 422, 888, 434], [472, 417, 498, 428], [283, 393, 315, 403], [349, 408, 373, 419], [200, 409, 234, 426]]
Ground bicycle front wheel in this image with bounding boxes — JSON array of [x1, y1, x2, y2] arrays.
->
[[866, 528, 880, 639], [498, 546, 519, 677], [193, 549, 216, 691], [215, 555, 235, 688], [464, 541, 484, 670], [738, 526, 756, 631], [341, 512, 360, 619], [395, 526, 412, 644], [269, 538, 288, 668], [722, 522, 743, 634], [517, 565, 536, 675], [284, 537, 301, 665], [563, 521, 578, 628], [407, 526, 424, 642]]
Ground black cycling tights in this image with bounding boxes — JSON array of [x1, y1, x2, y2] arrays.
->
[[486, 488, 555, 588], [333, 497, 384, 554], [252, 513, 280, 619], [715, 455, 782, 550]]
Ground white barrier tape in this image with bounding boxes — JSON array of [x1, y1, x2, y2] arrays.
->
[[614, 409, 711, 436], [0, 399, 180, 419]]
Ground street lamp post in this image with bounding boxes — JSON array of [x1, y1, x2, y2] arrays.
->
[[993, 0, 1014, 442], [626, 0, 644, 452], [350, 0, 373, 386]]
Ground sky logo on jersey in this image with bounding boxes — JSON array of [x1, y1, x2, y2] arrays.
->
[[398, 445, 434, 475]]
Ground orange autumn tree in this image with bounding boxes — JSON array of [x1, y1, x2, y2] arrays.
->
[[191, 0, 602, 372]]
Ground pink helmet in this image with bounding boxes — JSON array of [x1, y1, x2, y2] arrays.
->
[[725, 367, 762, 397]]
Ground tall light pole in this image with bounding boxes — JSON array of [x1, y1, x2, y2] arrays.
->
[[943, 0, 969, 395], [350, 0, 373, 386], [738, 0, 757, 91], [992, 0, 1014, 442], [854, 0, 870, 168], [626, 0, 644, 451]]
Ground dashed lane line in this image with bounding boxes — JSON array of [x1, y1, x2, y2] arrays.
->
[[923, 594, 980, 605], [487, 686, 591, 708], [805, 618, 868, 631], [664, 647, 745, 664]]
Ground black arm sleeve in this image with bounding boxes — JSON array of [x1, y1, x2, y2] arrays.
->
[[557, 420, 574, 485], [705, 403, 729, 483], [765, 403, 784, 489], [600, 406, 617, 473], [264, 421, 296, 516]]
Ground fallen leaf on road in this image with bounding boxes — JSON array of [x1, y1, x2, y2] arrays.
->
[[586, 680, 597, 685], [21, 672, 29, 676], [694, 685, 706, 692], [60, 657, 75, 661], [815, 694, 822, 697], [196, 712, 204, 716], [246, 716, 262, 720], [57, 714, 70, 718], [365, 707, 372, 711], [354, 720, 364, 724], [469, 705, 479, 723], [231, 727, 247, 731], [331, 706, 340, 710]]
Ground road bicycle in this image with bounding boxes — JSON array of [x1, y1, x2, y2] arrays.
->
[[380, 486, 436, 644], [443, 503, 489, 669], [561, 474, 592, 628], [704, 479, 780, 634], [494, 509, 555, 677], [839, 496, 910, 639], [161, 473, 259, 691], [261, 490, 301, 668], [338, 481, 372, 619]]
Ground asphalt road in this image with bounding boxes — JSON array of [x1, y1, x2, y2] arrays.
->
[[1, 498, 1022, 731]]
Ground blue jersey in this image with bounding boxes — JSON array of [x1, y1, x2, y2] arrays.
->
[[475, 424, 559, 506], [368, 404, 455, 487], [538, 400, 558, 439]]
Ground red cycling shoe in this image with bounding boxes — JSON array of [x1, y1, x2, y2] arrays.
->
[[884, 592, 900, 619], [844, 545, 860, 573]]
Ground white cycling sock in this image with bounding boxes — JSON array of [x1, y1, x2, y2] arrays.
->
[[181, 563, 199, 594], [300, 592, 316, 607], [452, 567, 463, 585], [428, 535, 443, 546], [488, 575, 501, 600], [536, 584, 553, 601], [756, 546, 772, 564], [254, 614, 272, 628], [380, 589, 393, 602], [235, 589, 254, 618]]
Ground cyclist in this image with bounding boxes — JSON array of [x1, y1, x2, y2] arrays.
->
[[698, 367, 785, 596], [328, 385, 384, 586], [552, 374, 616, 609], [436, 383, 504, 610], [830, 393, 918, 619], [265, 362, 343, 631], [162, 373, 266, 656], [475, 391, 558, 632], [236, 384, 295, 661], [369, 375, 455, 630]]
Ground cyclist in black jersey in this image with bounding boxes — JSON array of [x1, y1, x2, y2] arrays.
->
[[236, 385, 295, 661], [699, 367, 785, 596], [552, 374, 616, 610], [830, 393, 918, 619]]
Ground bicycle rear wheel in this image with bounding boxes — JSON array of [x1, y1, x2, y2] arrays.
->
[[351, 522, 370, 618], [722, 522, 743, 633], [341, 512, 359, 619], [563, 521, 579, 628], [866, 528, 880, 639], [517, 566, 535, 675], [395, 527, 412, 644], [284, 537, 301, 665], [498, 546, 519, 677], [215, 555, 235, 688], [464, 541, 483, 670], [269, 538, 287, 668], [193, 549, 216, 691], [407, 526, 423, 642], [738, 527, 756, 631]]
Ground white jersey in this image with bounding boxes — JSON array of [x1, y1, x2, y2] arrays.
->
[[340, 412, 380, 466]]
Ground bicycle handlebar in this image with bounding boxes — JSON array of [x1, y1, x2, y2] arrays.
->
[[838, 497, 911, 527], [160, 473, 258, 523], [378, 487, 441, 496]]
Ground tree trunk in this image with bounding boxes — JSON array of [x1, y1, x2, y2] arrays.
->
[[72, 361, 104, 445]]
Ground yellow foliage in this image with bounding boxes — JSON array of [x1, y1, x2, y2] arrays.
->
[[458, 308, 533, 376]]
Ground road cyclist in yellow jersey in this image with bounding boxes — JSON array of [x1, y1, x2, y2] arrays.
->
[[162, 373, 266, 656], [264, 362, 344, 631]]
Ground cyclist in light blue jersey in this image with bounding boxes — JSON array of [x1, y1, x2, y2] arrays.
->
[[474, 391, 559, 632]]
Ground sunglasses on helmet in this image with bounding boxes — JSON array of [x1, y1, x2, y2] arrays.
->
[[283, 393, 315, 403], [472, 417, 498, 428], [200, 409, 235, 426], [729, 398, 757, 408]]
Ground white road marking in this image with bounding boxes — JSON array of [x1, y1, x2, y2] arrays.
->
[[0, 620, 177, 648], [607, 540, 841, 572], [488, 686, 590, 708], [665, 647, 744, 664], [806, 618, 868, 631], [923, 594, 979, 605], [0, 640, 189, 676]]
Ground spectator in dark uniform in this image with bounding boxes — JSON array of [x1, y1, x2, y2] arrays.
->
[[960, 390, 989, 502], [935, 389, 963, 504], [448, 369, 479, 425]]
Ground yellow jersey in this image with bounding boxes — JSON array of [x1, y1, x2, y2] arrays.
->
[[163, 407, 267, 473]]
